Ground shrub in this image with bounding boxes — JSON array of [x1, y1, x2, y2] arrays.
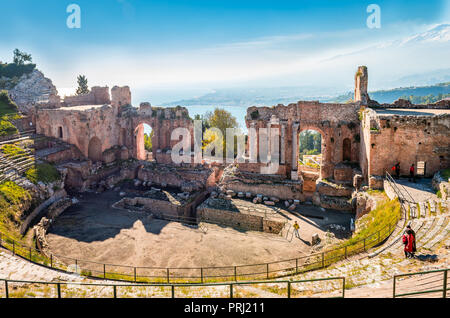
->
[[25, 163, 60, 184], [0, 90, 19, 116], [0, 119, 18, 136], [0, 62, 36, 79]]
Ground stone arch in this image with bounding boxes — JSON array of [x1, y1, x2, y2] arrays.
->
[[134, 121, 155, 161], [88, 136, 102, 162], [343, 138, 351, 161]]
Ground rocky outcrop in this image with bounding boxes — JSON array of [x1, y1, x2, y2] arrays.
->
[[9, 69, 58, 114], [432, 170, 450, 200]]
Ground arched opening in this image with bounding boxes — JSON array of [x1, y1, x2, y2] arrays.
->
[[343, 138, 351, 161], [88, 137, 102, 162], [298, 129, 323, 195], [135, 123, 154, 161]]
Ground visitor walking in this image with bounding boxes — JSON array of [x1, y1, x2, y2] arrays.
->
[[293, 221, 300, 239], [395, 162, 400, 179], [406, 225, 416, 256], [409, 163, 416, 183], [402, 229, 415, 258]]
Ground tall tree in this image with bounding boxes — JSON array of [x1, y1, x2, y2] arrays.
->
[[202, 108, 239, 158], [13, 49, 32, 65], [76, 75, 90, 95], [144, 131, 153, 152]]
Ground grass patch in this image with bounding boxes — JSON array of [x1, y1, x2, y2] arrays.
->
[[441, 168, 450, 180], [0, 90, 19, 116], [0, 118, 18, 136], [0, 181, 31, 205], [0, 143, 26, 157], [25, 163, 60, 184]]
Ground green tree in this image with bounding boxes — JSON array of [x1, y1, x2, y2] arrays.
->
[[203, 108, 239, 158], [13, 49, 32, 65], [144, 131, 153, 152], [76, 75, 90, 95]]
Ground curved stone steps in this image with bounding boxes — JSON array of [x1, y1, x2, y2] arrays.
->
[[417, 216, 447, 249], [422, 218, 450, 250]]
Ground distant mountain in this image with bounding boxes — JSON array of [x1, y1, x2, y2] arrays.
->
[[368, 82, 450, 104], [162, 82, 450, 107], [162, 86, 347, 107]]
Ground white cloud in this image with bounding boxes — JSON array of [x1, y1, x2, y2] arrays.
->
[[48, 23, 450, 95]]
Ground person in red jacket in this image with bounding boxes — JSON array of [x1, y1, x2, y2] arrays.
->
[[402, 229, 415, 258], [409, 163, 416, 183]]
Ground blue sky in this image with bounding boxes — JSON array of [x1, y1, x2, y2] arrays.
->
[[0, 0, 449, 103]]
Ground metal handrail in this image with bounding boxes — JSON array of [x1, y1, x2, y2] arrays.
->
[[0, 276, 345, 298], [386, 172, 415, 204], [393, 268, 448, 298], [0, 205, 401, 284]]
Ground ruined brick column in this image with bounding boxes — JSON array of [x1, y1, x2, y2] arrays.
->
[[280, 121, 287, 165], [291, 122, 300, 180], [354, 66, 369, 104]]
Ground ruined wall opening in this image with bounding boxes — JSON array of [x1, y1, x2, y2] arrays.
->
[[298, 129, 323, 194], [343, 138, 351, 161], [58, 126, 63, 139], [88, 136, 102, 162], [135, 123, 154, 161]]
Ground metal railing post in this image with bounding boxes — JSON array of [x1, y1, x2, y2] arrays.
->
[[443, 270, 448, 298], [4, 280, 8, 299], [171, 285, 175, 298], [200, 268, 203, 283], [167, 268, 170, 283], [103, 264, 106, 279], [266, 263, 269, 279], [113, 285, 117, 298], [134, 267, 137, 282], [234, 266, 237, 281], [230, 284, 233, 298], [296, 258, 299, 273], [342, 278, 345, 298], [393, 276, 396, 298], [287, 281, 291, 298], [57, 283, 61, 298]]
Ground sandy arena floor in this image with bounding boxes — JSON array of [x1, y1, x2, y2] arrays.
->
[[46, 190, 352, 272]]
